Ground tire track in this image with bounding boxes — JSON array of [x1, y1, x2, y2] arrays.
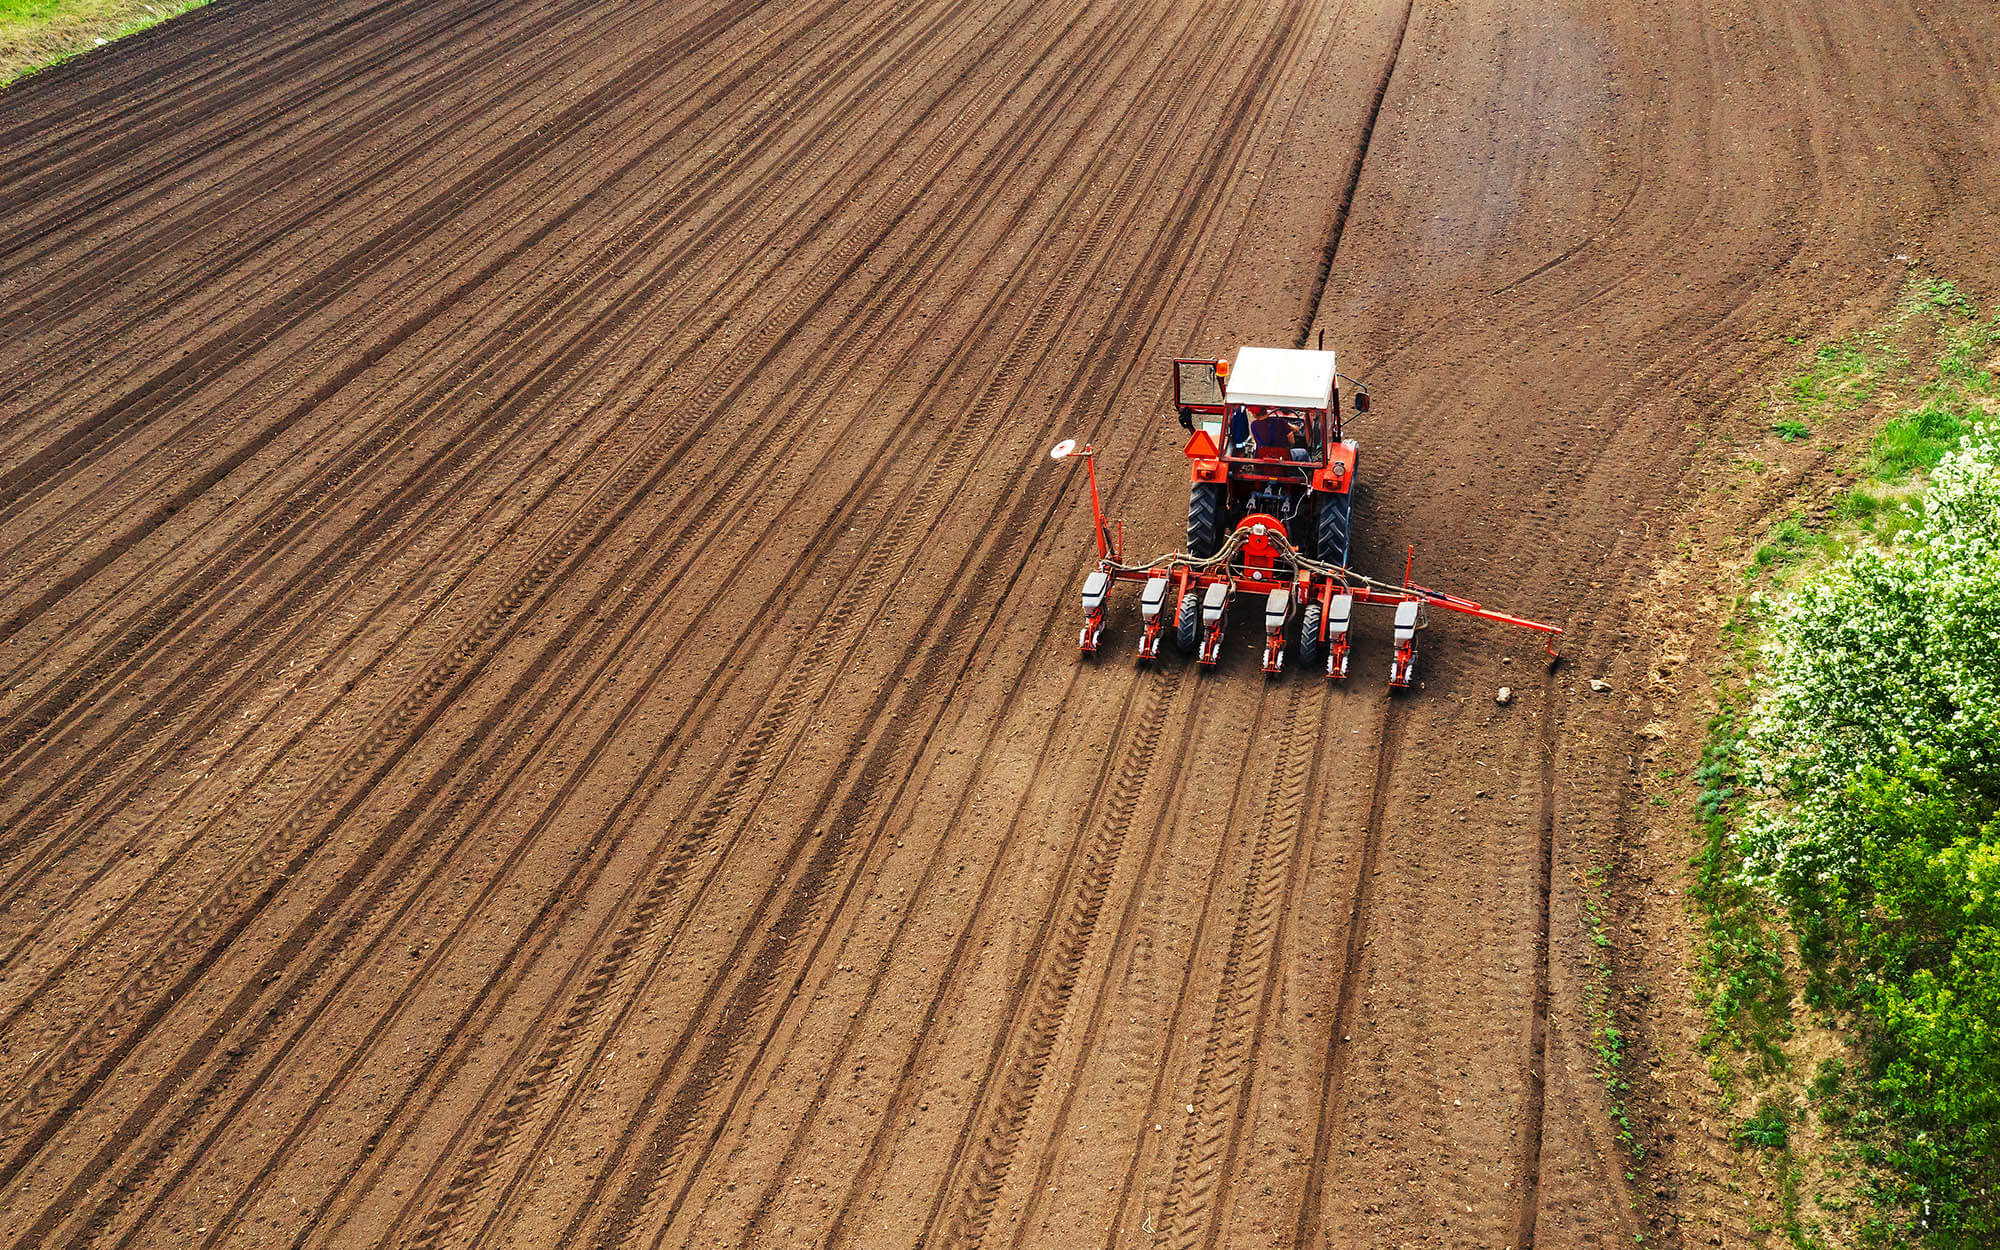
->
[[370, 5, 1219, 1240], [832, 2, 1392, 1238], [1279, 10, 1417, 1232], [1151, 684, 1319, 1250], [34, 169, 1069, 1227], [3, 0, 1032, 684], [62, 0, 1168, 1232], [932, 664, 1188, 1250], [567, 488, 1137, 1250], [0, 0, 711, 444], [15, 2, 1504, 1248], [0, 0, 898, 702], [184, 113, 1105, 1232], [0, 0, 789, 369], [1509, 655, 1563, 1250], [56, 144, 1079, 1227], [0, 0, 1112, 1160], [0, 0, 804, 555], [888, 7, 1308, 1246], [0, 0, 1064, 944], [0, 0, 569, 283], [382, 0, 1320, 1232], [989, 684, 1259, 1250], [0, 0, 986, 920], [0, 0, 1960, 1247], [809, 672, 1170, 1250], [721, 640, 1115, 1248], [1290, 696, 1402, 1249], [565, 27, 1269, 1233], [986, 13, 1354, 1241], [632, 17, 1320, 1240], [0, 9, 1032, 1182], [0, 0, 794, 525], [718, 16, 1319, 1228], [0, 0, 917, 653], [387, 406, 995, 1250], [0, 0, 439, 172]]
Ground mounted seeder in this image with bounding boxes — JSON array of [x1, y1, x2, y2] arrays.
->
[[1052, 346, 1561, 687]]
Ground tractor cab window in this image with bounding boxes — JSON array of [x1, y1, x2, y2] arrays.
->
[[1280, 409, 1313, 453], [1174, 360, 1225, 410], [1228, 405, 1251, 454], [1286, 408, 1320, 458]]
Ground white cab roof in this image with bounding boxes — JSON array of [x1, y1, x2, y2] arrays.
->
[[1224, 347, 1337, 409]]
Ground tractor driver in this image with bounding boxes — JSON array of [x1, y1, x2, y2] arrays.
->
[[1248, 406, 1292, 456]]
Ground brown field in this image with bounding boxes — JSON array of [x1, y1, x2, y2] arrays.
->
[[0, 0, 1995, 1245]]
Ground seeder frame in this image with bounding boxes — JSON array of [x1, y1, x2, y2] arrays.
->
[[1057, 440, 1561, 686]]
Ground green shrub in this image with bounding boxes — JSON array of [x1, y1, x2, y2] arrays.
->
[[1738, 1098, 1793, 1150], [1739, 426, 2000, 1242]]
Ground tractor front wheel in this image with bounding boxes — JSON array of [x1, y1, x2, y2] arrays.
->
[[1187, 482, 1225, 558], [1298, 601, 1323, 670], [1174, 589, 1201, 657]]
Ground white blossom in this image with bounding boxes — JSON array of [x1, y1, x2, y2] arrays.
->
[[1740, 423, 2000, 892]]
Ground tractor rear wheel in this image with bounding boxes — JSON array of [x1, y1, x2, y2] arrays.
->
[[1187, 482, 1225, 558], [1315, 489, 1353, 567], [1174, 589, 1201, 656], [1298, 601, 1323, 670]]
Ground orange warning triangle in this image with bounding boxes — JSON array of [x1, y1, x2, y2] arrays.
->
[[1183, 427, 1220, 459]]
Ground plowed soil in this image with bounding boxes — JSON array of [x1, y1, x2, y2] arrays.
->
[[2, 0, 1996, 1246]]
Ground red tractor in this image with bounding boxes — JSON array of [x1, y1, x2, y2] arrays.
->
[[1172, 348, 1358, 570], [1055, 346, 1560, 686]]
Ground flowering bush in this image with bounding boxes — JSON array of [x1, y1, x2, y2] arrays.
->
[[1740, 426, 2000, 1241], [1743, 436, 2000, 886]]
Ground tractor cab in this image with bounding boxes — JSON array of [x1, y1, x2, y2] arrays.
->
[[1173, 347, 1363, 564], [1175, 348, 1351, 459]]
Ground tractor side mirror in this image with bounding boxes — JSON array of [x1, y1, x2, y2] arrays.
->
[[1353, 390, 1370, 413]]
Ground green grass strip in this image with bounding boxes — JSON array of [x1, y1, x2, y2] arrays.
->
[[2, 0, 210, 87]]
